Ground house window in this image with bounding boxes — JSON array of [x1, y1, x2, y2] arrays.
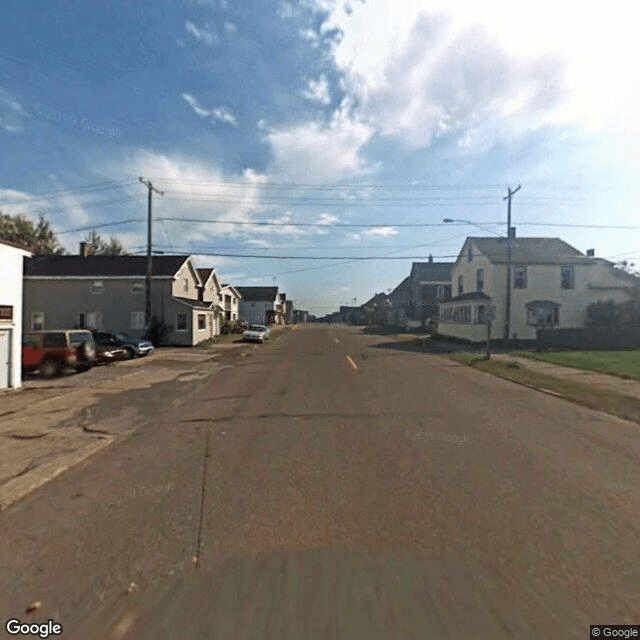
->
[[198, 314, 206, 330], [176, 313, 187, 331], [131, 312, 145, 330], [86, 312, 102, 330], [561, 265, 574, 289], [91, 280, 104, 294], [31, 312, 44, 331], [458, 276, 463, 295], [436, 285, 444, 300], [182, 278, 190, 293], [513, 267, 527, 289], [477, 305, 486, 324], [131, 282, 144, 294], [476, 269, 484, 292], [526, 301, 560, 327], [468, 245, 473, 262]]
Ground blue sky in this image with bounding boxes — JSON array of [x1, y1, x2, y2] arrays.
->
[[1, 0, 639, 315]]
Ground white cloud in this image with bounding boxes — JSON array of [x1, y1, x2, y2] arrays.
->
[[182, 93, 237, 126], [182, 93, 211, 118], [0, 88, 29, 133], [224, 22, 236, 33], [210, 106, 237, 126], [316, 212, 340, 225], [299, 28, 321, 48], [185, 20, 218, 47], [308, 0, 640, 149], [302, 75, 331, 104], [347, 226, 399, 241], [266, 98, 375, 182]]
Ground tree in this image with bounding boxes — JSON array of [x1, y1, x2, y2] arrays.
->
[[83, 230, 128, 255], [614, 260, 640, 277], [0, 212, 65, 254]]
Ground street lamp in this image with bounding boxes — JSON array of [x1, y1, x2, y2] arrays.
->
[[442, 219, 502, 236]]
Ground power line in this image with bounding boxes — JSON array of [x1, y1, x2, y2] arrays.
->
[[57, 218, 143, 235]]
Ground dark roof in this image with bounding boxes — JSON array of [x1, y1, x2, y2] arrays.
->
[[445, 291, 492, 303], [197, 268, 214, 283], [466, 237, 588, 264], [363, 292, 388, 307], [172, 297, 214, 310], [410, 261, 455, 281], [236, 286, 278, 301], [388, 276, 411, 303], [24, 255, 190, 277]]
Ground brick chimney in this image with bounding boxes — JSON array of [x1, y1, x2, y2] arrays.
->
[[79, 242, 91, 257], [587, 249, 595, 257], [428, 254, 433, 263], [508, 227, 516, 239]]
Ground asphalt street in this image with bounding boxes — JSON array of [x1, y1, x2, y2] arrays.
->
[[1, 325, 639, 638]]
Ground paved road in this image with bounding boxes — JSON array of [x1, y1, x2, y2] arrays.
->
[[1, 325, 638, 638]]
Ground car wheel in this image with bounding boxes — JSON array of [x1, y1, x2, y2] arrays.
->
[[41, 359, 62, 378], [123, 347, 135, 360]]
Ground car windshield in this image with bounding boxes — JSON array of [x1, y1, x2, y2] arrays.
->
[[114, 332, 135, 342], [248, 326, 266, 332]]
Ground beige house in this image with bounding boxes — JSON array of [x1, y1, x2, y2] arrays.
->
[[220, 284, 241, 321], [23, 252, 225, 346], [438, 235, 640, 342], [0, 239, 31, 389]]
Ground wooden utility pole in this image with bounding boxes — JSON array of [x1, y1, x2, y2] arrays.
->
[[503, 185, 521, 342], [139, 177, 164, 326]]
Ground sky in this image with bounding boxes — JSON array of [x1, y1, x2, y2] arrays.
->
[[1, 0, 640, 315]]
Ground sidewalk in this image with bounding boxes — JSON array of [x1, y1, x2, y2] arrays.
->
[[490, 354, 640, 401], [0, 346, 232, 512]]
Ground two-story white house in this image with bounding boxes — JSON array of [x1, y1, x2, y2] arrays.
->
[[438, 234, 640, 342], [0, 239, 31, 389], [220, 284, 241, 322]]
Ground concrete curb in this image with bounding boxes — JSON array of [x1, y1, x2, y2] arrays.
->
[[0, 437, 115, 512]]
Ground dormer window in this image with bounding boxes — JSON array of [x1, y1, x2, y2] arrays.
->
[[183, 278, 189, 293]]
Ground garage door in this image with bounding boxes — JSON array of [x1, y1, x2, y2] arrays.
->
[[0, 330, 9, 389]]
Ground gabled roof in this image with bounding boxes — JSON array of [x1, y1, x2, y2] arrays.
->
[[388, 276, 411, 303], [197, 268, 214, 283], [464, 237, 588, 265], [0, 237, 33, 255], [236, 286, 278, 302], [172, 297, 215, 310], [363, 292, 388, 307], [410, 261, 455, 281], [24, 254, 191, 277]]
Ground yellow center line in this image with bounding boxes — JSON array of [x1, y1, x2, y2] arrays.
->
[[346, 355, 358, 370]]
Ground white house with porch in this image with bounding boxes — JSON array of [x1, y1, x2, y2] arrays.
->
[[438, 235, 640, 342]]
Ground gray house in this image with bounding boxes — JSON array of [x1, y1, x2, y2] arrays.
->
[[237, 286, 281, 325], [23, 252, 224, 346]]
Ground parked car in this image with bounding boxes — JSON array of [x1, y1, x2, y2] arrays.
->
[[242, 325, 270, 343], [91, 331, 154, 359], [94, 343, 128, 365], [22, 330, 97, 378]]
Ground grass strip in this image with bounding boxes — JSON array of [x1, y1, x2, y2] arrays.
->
[[447, 353, 640, 424]]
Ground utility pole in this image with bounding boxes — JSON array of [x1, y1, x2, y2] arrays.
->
[[503, 184, 521, 342], [139, 177, 164, 327]]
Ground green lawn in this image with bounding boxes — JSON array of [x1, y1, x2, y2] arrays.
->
[[511, 350, 640, 381]]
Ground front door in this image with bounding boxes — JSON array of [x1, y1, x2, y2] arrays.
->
[[0, 330, 10, 389]]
